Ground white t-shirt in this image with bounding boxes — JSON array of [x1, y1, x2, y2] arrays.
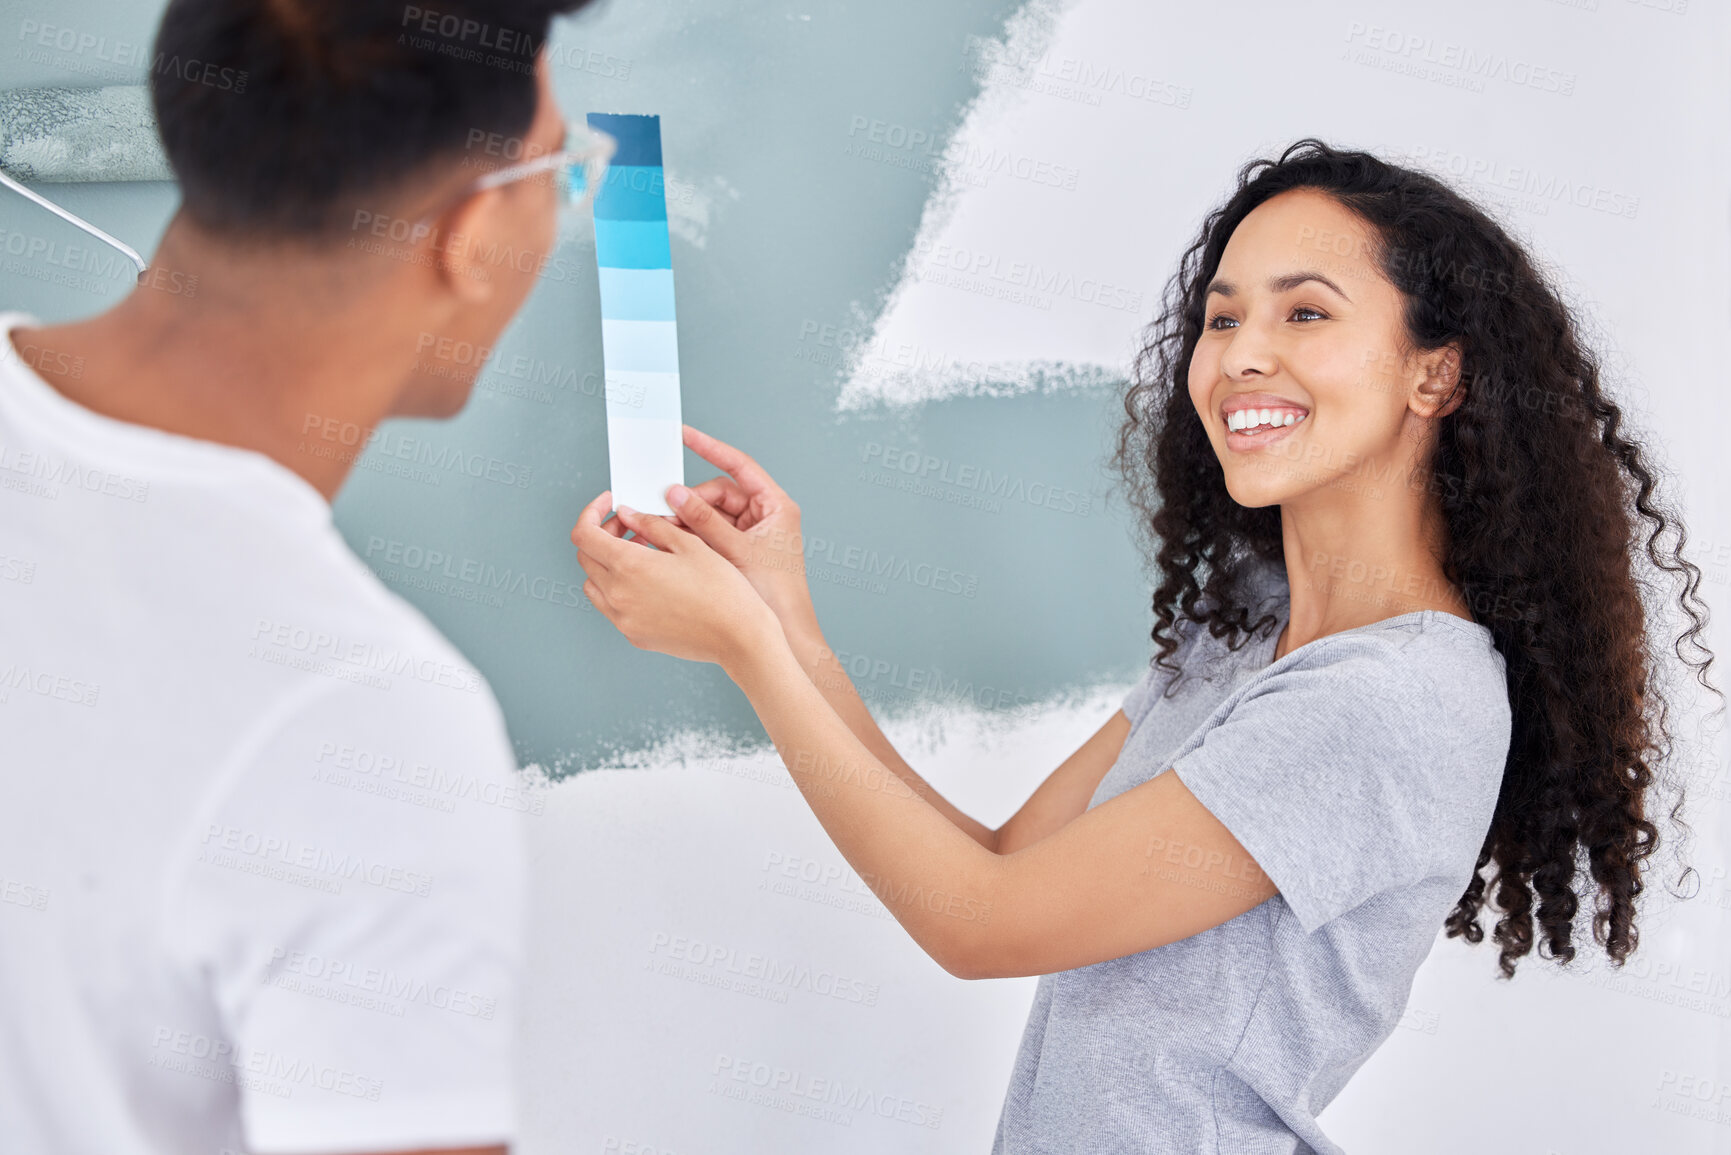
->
[[0, 312, 531, 1154]]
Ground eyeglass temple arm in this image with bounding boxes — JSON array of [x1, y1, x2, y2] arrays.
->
[[0, 168, 149, 276]]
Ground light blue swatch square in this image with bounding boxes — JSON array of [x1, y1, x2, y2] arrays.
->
[[597, 267, 677, 322], [600, 319, 680, 374]]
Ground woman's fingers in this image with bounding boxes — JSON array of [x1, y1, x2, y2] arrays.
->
[[581, 577, 615, 617], [693, 476, 750, 518], [669, 477, 744, 531], [571, 490, 780, 668], [612, 504, 692, 553], [574, 547, 609, 576], [572, 491, 635, 571], [572, 490, 615, 552], [576, 489, 613, 526], [664, 485, 748, 561], [682, 424, 781, 498]]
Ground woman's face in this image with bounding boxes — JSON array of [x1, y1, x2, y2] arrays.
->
[[1187, 188, 1451, 512]]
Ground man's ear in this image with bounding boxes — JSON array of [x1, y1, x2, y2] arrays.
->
[[1414, 342, 1465, 419], [430, 187, 503, 304]]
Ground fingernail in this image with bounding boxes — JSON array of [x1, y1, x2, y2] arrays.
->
[[668, 484, 691, 505], [617, 504, 636, 517]]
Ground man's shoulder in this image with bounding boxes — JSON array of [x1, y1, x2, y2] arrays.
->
[[199, 562, 524, 885], [240, 519, 501, 709], [204, 533, 522, 847]]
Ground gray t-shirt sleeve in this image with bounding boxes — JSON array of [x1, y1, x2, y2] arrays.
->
[[1121, 620, 1207, 724], [1168, 638, 1456, 934], [1122, 667, 1159, 724]]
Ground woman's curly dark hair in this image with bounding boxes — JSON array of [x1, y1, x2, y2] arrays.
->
[[1114, 138, 1721, 978]]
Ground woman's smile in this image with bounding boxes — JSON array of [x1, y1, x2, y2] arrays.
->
[[1222, 394, 1310, 452]]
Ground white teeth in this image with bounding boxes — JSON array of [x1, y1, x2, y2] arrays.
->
[[1227, 408, 1307, 434]]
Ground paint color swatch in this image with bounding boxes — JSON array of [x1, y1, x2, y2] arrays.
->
[[589, 113, 683, 516]]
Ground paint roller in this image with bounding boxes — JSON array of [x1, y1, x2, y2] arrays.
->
[[0, 84, 166, 273]]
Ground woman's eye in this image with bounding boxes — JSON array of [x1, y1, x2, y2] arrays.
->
[[1291, 306, 1327, 322], [1205, 313, 1238, 330]]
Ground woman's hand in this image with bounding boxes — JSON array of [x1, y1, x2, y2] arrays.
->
[[665, 424, 817, 634], [571, 490, 783, 672]]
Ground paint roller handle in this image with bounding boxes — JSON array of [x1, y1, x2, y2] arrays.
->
[[0, 168, 147, 276]]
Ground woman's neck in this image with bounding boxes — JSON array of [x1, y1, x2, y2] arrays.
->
[[1273, 489, 1471, 660]]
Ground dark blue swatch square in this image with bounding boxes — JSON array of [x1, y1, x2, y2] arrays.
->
[[587, 113, 662, 167]]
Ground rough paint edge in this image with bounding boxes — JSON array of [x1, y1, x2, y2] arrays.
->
[[839, 358, 1124, 413], [833, 0, 1081, 414], [525, 671, 1138, 781]]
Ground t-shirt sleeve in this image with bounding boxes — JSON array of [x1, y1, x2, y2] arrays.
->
[[1168, 640, 1453, 934], [1122, 619, 1209, 726], [1122, 665, 1159, 726], [166, 674, 531, 1154]]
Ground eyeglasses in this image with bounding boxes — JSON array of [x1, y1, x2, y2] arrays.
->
[[414, 120, 616, 235]]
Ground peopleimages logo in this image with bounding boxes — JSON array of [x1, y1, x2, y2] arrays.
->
[[710, 1054, 945, 1130], [908, 238, 1144, 314], [200, 823, 435, 898], [859, 441, 1095, 517], [647, 931, 881, 1007], [0, 436, 151, 502], [264, 946, 498, 1019], [300, 413, 534, 489], [0, 662, 100, 708], [248, 618, 483, 693], [312, 739, 546, 815], [753, 528, 980, 599], [149, 1028, 382, 1100], [16, 19, 249, 92], [1342, 21, 1577, 95], [362, 537, 587, 612]]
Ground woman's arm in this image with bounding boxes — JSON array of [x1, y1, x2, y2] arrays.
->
[[993, 709, 1131, 855], [573, 499, 1278, 979], [772, 607, 1002, 849], [660, 426, 1127, 854], [766, 609, 1131, 855]]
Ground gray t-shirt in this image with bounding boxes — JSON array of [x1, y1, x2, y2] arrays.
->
[[993, 569, 1511, 1154]]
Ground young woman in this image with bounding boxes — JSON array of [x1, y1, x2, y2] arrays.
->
[[571, 140, 1718, 1153]]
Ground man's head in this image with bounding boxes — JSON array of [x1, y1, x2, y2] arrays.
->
[[149, 0, 597, 416]]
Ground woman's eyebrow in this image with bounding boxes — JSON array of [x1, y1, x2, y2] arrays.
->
[[1269, 270, 1353, 301], [1204, 271, 1353, 303]]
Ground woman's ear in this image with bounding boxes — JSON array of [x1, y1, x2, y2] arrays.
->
[[1414, 343, 1465, 419]]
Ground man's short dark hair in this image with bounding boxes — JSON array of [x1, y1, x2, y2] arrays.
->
[[151, 0, 594, 240]]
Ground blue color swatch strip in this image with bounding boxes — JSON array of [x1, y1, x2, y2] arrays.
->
[[589, 113, 683, 515]]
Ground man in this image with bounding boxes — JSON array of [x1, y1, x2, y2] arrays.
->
[[0, 0, 601, 1150]]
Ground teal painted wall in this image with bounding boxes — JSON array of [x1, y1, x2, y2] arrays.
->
[[0, 0, 1152, 771]]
